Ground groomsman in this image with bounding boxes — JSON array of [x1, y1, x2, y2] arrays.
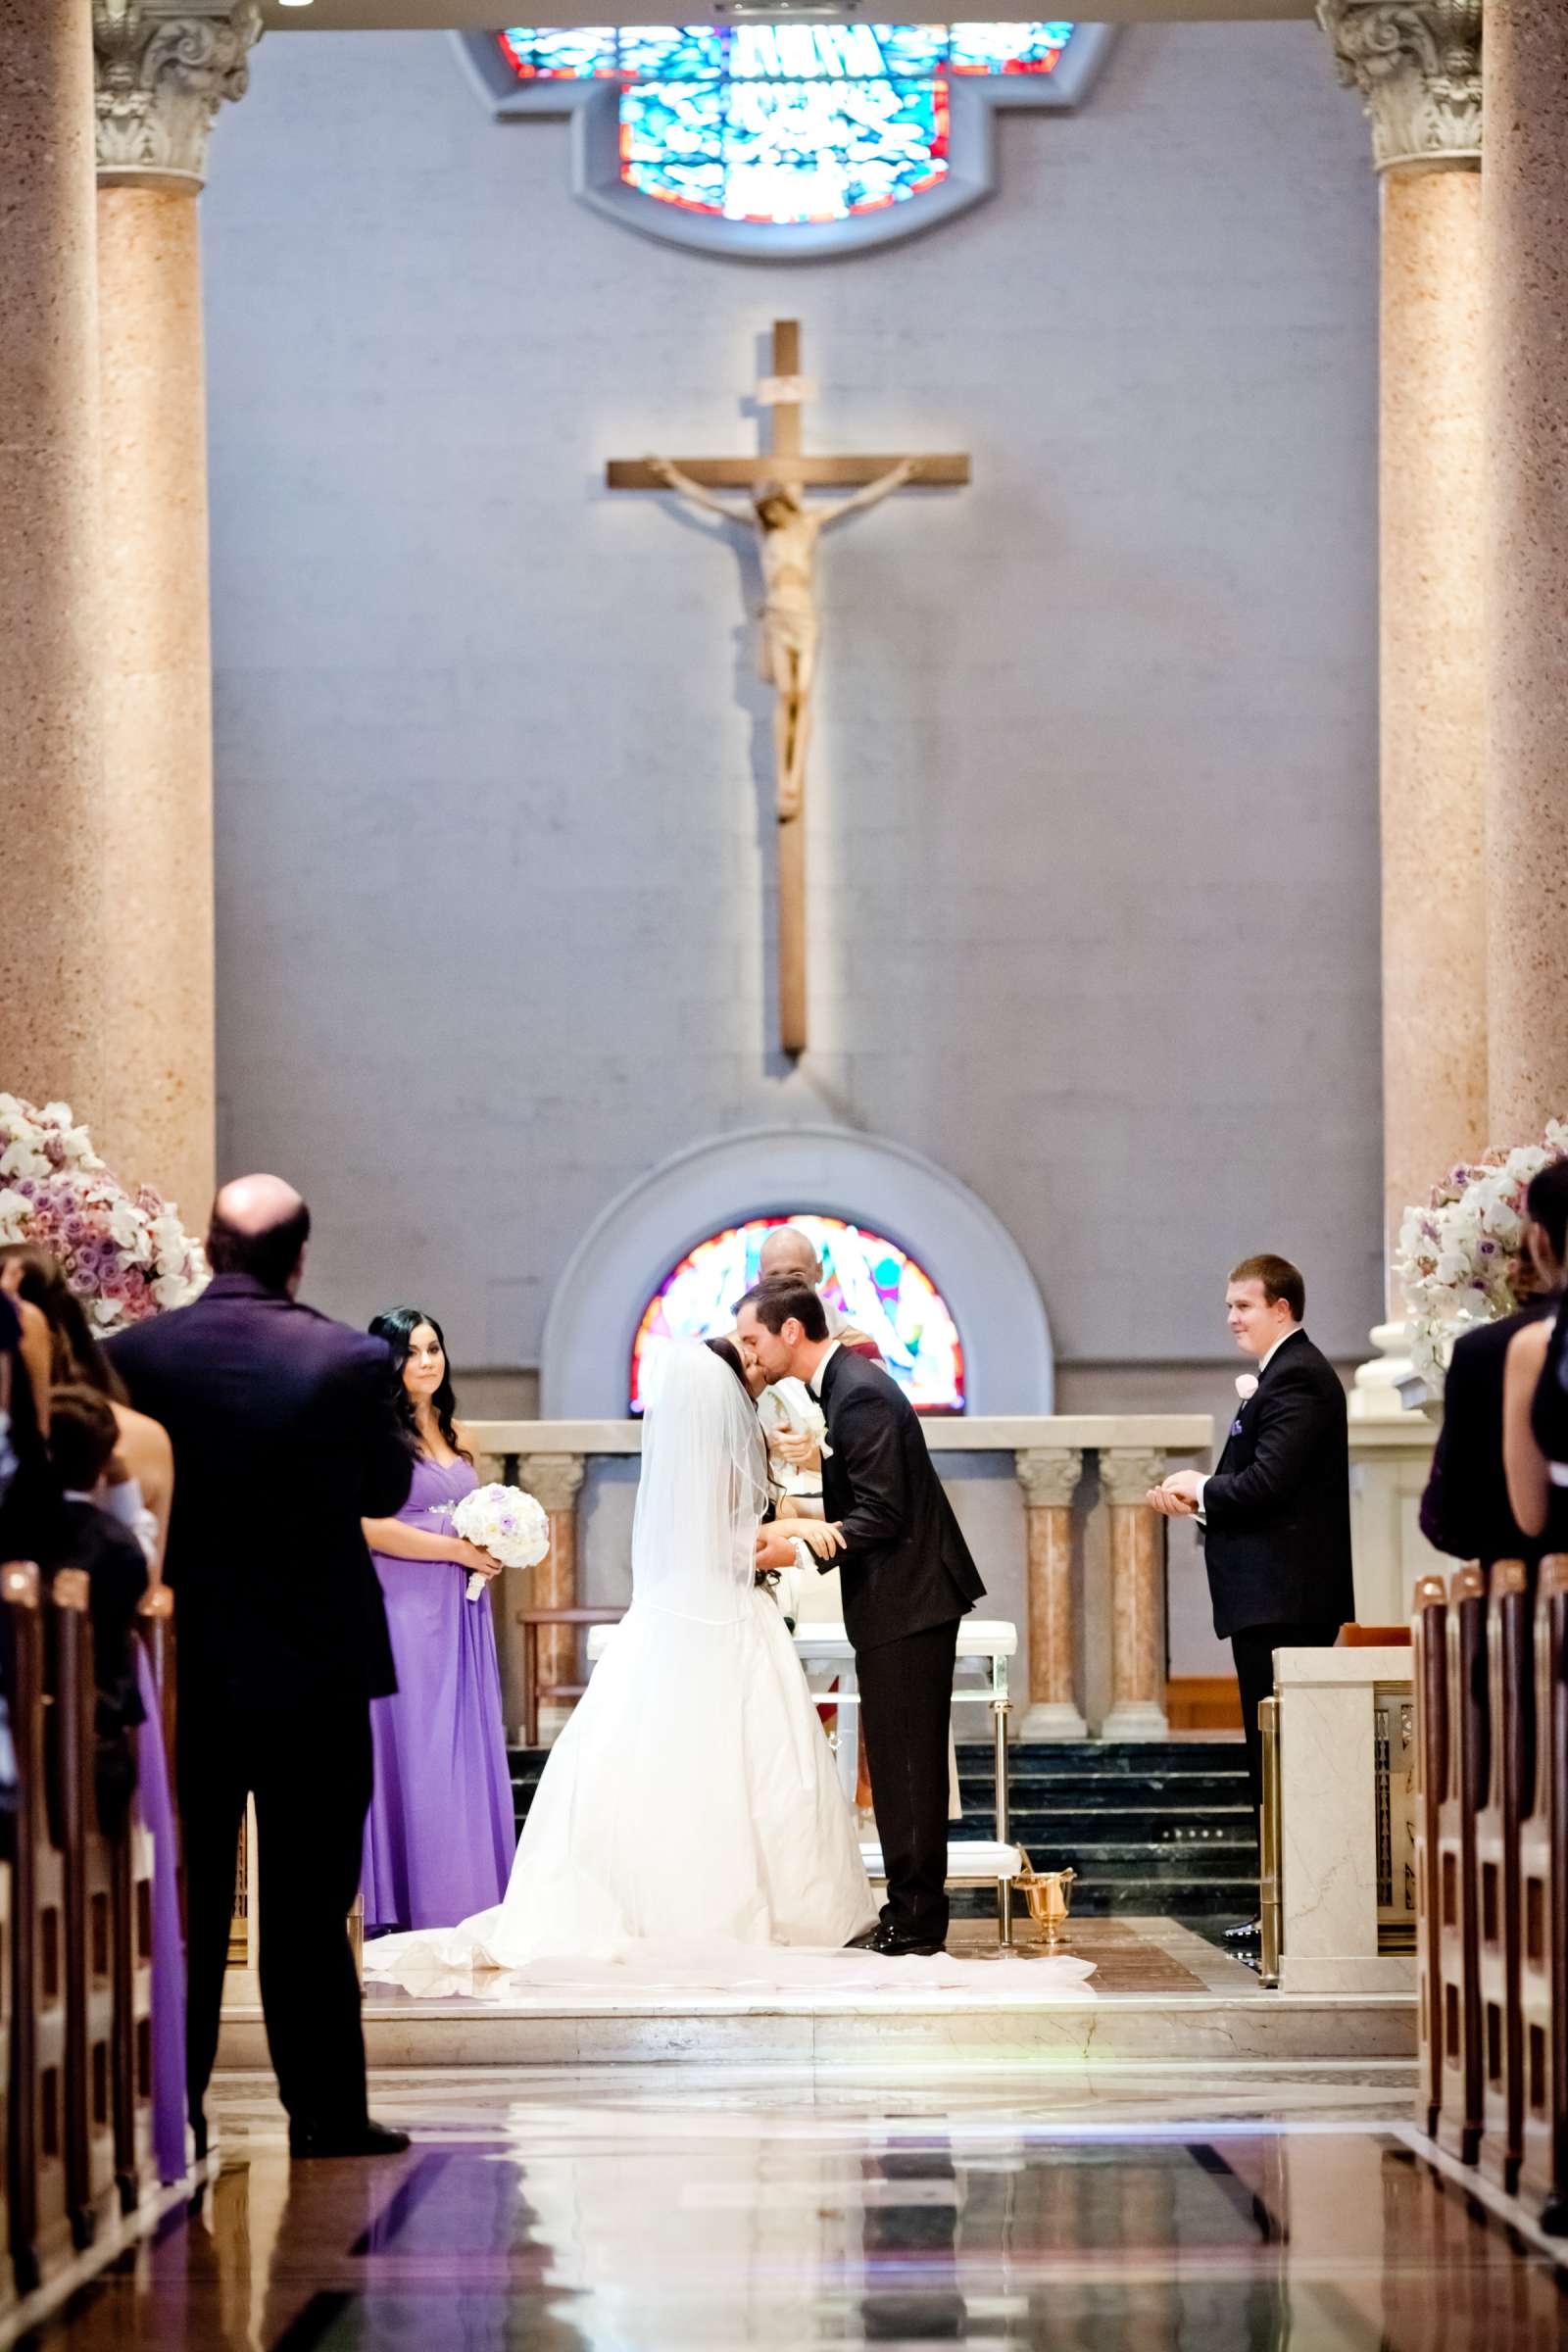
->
[[1150, 1253, 1353, 1944]]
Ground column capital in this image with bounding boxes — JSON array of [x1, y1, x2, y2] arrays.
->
[[1014, 1447, 1084, 1510], [1316, 2, 1482, 174], [519, 1452, 586, 1513], [1098, 1448, 1168, 1507], [94, 1, 263, 193]]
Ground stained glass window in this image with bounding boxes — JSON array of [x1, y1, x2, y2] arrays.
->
[[496, 24, 1078, 226], [629, 1214, 965, 1415]]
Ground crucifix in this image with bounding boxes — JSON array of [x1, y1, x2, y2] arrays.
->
[[608, 321, 969, 1055]]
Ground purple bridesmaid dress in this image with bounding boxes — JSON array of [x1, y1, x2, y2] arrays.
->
[[361, 1452, 516, 1933], [133, 1641, 187, 2181]]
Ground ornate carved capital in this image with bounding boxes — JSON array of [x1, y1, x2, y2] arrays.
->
[[1316, 2, 1482, 174], [519, 1453, 586, 1515], [1014, 1448, 1084, 1510], [94, 1, 263, 192], [1097, 1449, 1169, 1508]]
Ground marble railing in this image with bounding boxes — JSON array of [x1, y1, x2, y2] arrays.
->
[[467, 1414, 1212, 1745]]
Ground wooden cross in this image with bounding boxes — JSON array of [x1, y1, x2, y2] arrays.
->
[[608, 320, 968, 1055]]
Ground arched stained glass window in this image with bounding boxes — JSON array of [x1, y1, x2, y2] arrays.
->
[[494, 24, 1080, 227], [629, 1213, 965, 1415]]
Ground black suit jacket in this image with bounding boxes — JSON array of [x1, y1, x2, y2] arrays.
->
[[1419, 1298, 1554, 1567], [816, 1346, 984, 1651], [1200, 1328, 1354, 1640], [106, 1275, 413, 1710]]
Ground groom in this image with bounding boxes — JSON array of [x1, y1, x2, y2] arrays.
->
[[738, 1277, 984, 1955]]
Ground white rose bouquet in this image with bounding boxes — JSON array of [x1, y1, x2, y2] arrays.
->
[[1396, 1118, 1568, 1396], [0, 1094, 207, 1330], [452, 1483, 550, 1600]]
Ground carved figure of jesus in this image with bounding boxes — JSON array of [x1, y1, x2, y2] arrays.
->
[[647, 458, 914, 821]]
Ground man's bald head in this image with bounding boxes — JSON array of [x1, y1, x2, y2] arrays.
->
[[759, 1225, 822, 1286], [207, 1174, 311, 1295]]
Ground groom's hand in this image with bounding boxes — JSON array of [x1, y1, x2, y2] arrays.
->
[[1148, 1472, 1201, 1517], [756, 1529, 796, 1571]]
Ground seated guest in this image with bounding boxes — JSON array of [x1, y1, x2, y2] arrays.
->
[[0, 1284, 63, 1569], [1150, 1254, 1353, 1948], [49, 1383, 150, 1831], [1, 1245, 174, 1570], [0, 1288, 60, 1822], [108, 1175, 415, 2164], [1427, 1158, 1568, 1565], [1503, 1161, 1568, 1550], [360, 1306, 515, 1936]]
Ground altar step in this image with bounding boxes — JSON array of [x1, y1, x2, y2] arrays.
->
[[507, 1738, 1259, 1925]]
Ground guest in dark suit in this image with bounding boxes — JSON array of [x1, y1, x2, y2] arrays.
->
[[1152, 1253, 1353, 1936], [107, 1175, 414, 2161], [739, 1277, 984, 1956]]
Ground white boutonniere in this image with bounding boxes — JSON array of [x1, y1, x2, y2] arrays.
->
[[1235, 1374, 1259, 1401]]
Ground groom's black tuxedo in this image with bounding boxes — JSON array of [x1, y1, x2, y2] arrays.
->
[[817, 1346, 984, 1650], [815, 1346, 984, 1943]]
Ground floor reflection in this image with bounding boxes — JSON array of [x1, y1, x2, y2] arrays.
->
[[23, 2074, 1568, 2350]]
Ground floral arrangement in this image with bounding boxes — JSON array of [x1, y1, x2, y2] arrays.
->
[[0, 1095, 207, 1331], [452, 1483, 551, 1600], [1396, 1119, 1568, 1395]]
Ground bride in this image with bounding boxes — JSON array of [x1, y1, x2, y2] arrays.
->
[[367, 1337, 877, 1970]]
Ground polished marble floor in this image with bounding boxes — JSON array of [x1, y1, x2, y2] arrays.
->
[[17, 2062, 1566, 2350]]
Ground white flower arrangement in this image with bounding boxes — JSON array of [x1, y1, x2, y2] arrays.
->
[[1396, 1119, 1568, 1396], [452, 1482, 551, 1600], [0, 1094, 207, 1331]]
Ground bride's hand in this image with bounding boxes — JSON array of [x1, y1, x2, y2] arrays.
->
[[456, 1539, 502, 1582], [775, 1518, 845, 1560]]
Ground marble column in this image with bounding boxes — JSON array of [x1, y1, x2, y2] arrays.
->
[[1013, 1448, 1087, 1740], [1317, 2, 1486, 1414], [0, 1, 110, 1128], [1098, 1449, 1169, 1741], [90, 1, 261, 1219], [518, 1452, 586, 1739], [1482, 2, 1568, 1141]]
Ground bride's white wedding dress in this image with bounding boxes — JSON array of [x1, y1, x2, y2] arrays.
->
[[367, 1340, 878, 1974]]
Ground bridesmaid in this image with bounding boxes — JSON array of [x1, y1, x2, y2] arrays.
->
[[361, 1306, 516, 1935]]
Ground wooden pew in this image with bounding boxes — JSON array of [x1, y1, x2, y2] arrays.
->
[[46, 1570, 118, 2251], [1476, 1558, 1532, 2193], [1412, 1575, 1448, 2140], [1518, 1555, 1568, 2230], [3, 1562, 71, 2295], [1435, 1563, 1488, 2164]]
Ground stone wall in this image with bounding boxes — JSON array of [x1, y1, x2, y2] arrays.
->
[[202, 20, 1382, 1672]]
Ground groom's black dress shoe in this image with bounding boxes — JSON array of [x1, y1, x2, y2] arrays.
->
[[861, 1924, 946, 1958], [288, 2118, 411, 2161], [1222, 1917, 1262, 1948]]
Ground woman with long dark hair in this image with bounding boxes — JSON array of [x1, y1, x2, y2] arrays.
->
[[360, 1306, 514, 1934], [0, 1243, 173, 1569]]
